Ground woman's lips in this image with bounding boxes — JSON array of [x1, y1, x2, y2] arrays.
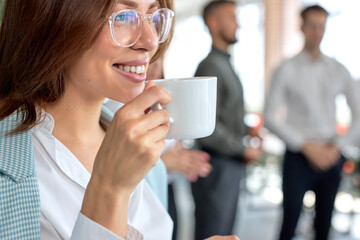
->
[[116, 64, 146, 74], [113, 63, 147, 82]]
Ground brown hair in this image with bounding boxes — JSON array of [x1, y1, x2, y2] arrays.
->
[[301, 4, 328, 22], [152, 0, 175, 63], [202, 0, 235, 26], [0, 0, 174, 133]]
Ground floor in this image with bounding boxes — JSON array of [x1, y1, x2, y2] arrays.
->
[[172, 162, 360, 240]]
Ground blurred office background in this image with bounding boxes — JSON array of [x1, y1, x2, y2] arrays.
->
[[165, 0, 360, 239]]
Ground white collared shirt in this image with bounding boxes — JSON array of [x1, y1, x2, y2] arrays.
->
[[33, 112, 173, 240], [264, 51, 360, 151]]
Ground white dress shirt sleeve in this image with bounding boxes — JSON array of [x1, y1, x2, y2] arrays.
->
[[264, 64, 305, 151], [71, 213, 143, 240], [335, 64, 360, 149]]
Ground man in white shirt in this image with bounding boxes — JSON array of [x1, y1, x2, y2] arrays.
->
[[264, 5, 360, 240]]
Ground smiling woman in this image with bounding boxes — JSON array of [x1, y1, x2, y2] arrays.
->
[[0, 0, 239, 240], [0, 0, 175, 239]]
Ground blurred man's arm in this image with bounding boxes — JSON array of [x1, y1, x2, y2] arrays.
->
[[264, 65, 305, 152], [195, 62, 249, 157], [336, 65, 360, 149]]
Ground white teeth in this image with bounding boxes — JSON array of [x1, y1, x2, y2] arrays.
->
[[136, 66, 142, 74], [124, 65, 130, 72], [118, 64, 145, 75]]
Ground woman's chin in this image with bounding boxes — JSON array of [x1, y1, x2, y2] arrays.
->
[[111, 86, 144, 104]]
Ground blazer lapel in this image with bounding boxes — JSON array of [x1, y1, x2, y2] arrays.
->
[[0, 113, 36, 181], [0, 106, 118, 240], [0, 112, 40, 240]]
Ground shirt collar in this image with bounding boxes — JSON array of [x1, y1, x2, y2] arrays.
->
[[33, 106, 115, 189], [299, 49, 327, 63], [212, 45, 231, 59], [36, 110, 55, 134], [36, 105, 114, 135]]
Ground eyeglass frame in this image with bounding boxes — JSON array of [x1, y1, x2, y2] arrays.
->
[[108, 8, 175, 48]]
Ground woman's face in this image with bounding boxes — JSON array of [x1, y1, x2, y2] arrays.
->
[[66, 0, 160, 103]]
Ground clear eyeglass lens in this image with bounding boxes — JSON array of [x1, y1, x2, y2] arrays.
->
[[152, 9, 173, 43], [112, 8, 173, 47], [113, 11, 142, 46]]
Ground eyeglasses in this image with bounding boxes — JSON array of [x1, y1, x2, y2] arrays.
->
[[109, 8, 174, 47]]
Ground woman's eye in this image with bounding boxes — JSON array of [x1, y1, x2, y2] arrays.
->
[[115, 11, 139, 25], [115, 13, 128, 23]]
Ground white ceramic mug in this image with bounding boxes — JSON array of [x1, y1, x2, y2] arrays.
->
[[152, 76, 217, 140]]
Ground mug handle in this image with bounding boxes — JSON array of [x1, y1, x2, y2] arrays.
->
[[150, 103, 174, 124]]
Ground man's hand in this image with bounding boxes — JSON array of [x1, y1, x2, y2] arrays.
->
[[248, 127, 263, 141], [301, 142, 340, 171], [161, 141, 212, 182], [243, 147, 262, 164]]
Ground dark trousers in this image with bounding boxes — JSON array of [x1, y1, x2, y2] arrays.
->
[[168, 183, 177, 240], [191, 152, 245, 240], [279, 150, 344, 240]]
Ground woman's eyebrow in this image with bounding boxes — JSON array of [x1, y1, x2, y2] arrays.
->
[[117, 0, 159, 9], [117, 0, 138, 8], [149, 2, 159, 9]]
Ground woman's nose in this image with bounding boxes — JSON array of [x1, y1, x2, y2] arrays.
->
[[131, 20, 158, 52]]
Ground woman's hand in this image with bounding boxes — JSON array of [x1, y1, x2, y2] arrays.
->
[[93, 81, 171, 192], [81, 81, 171, 237]]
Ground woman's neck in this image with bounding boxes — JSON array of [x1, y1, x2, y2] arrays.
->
[[44, 87, 106, 173], [45, 96, 104, 137]]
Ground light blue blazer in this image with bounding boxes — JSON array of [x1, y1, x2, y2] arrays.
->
[[0, 107, 167, 240]]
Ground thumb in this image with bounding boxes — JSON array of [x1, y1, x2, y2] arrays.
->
[[144, 80, 156, 90]]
